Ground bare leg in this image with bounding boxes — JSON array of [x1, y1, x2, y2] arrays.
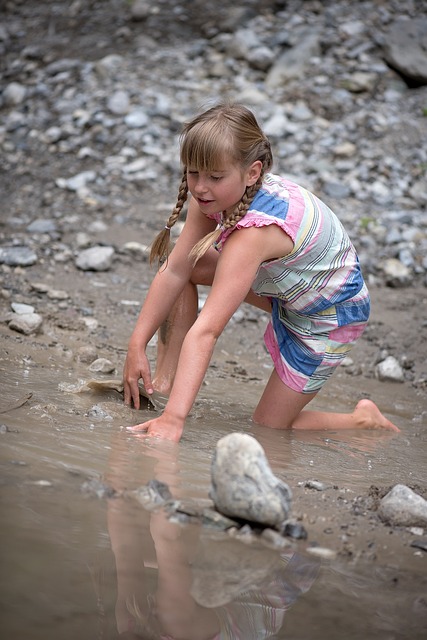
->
[[153, 280, 199, 394], [253, 369, 400, 432]]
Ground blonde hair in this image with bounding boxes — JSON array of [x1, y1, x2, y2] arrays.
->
[[150, 103, 273, 265]]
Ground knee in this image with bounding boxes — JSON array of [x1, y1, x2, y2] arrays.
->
[[252, 407, 291, 430], [190, 248, 217, 286], [190, 259, 214, 286]]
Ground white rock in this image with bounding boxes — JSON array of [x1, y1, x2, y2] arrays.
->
[[75, 246, 115, 271], [378, 485, 427, 527], [376, 356, 405, 382], [210, 433, 292, 527], [8, 313, 43, 335], [11, 302, 35, 315]]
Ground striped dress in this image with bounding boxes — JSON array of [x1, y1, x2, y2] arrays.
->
[[212, 173, 370, 394]]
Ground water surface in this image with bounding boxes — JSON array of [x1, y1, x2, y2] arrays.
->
[[1, 357, 426, 639]]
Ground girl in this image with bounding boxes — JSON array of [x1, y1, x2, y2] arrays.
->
[[123, 103, 399, 441]]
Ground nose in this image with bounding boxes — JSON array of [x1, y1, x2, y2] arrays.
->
[[193, 176, 209, 194]]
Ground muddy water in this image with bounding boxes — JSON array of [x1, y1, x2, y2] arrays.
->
[[1, 353, 426, 639]]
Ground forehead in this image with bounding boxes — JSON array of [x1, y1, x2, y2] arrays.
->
[[180, 125, 237, 171]]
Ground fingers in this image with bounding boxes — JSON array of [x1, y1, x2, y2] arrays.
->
[[125, 418, 182, 443], [126, 422, 148, 432], [143, 370, 154, 396], [123, 379, 140, 409]]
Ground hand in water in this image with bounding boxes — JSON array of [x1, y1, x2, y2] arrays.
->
[[126, 413, 184, 443]]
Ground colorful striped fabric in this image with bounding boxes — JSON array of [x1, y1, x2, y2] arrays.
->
[[213, 173, 370, 393]]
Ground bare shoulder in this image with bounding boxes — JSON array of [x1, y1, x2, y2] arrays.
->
[[224, 224, 293, 264]]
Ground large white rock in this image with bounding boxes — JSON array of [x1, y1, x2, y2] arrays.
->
[[378, 484, 427, 527], [210, 433, 292, 527]]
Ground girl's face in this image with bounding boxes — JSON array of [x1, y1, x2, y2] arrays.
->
[[187, 160, 261, 215]]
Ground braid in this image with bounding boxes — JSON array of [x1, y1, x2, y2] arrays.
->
[[223, 156, 270, 230], [150, 168, 188, 265]]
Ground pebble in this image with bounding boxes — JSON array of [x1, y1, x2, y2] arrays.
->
[[81, 477, 118, 499], [11, 302, 35, 315], [0, 247, 38, 267], [375, 356, 405, 383], [306, 546, 337, 560], [75, 246, 115, 271], [85, 404, 113, 420], [77, 345, 98, 364], [8, 312, 43, 335], [88, 358, 116, 374]]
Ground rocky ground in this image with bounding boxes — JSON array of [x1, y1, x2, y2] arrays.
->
[[1, 0, 427, 572]]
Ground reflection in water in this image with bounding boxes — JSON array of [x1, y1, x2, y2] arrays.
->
[[107, 436, 320, 640], [1, 363, 427, 639]]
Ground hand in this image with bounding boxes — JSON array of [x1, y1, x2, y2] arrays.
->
[[126, 412, 184, 443], [123, 342, 153, 409]]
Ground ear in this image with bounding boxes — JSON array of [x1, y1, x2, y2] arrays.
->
[[245, 160, 263, 186]]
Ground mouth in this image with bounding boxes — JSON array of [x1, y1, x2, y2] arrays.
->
[[197, 198, 214, 206]]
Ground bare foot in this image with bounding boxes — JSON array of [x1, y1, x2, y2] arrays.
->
[[353, 399, 400, 432]]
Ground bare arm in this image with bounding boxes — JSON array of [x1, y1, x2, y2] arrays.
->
[[123, 198, 216, 408], [129, 223, 292, 440]]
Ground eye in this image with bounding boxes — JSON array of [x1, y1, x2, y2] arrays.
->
[[210, 175, 222, 181]]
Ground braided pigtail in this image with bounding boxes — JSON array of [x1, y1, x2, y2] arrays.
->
[[224, 151, 271, 229], [150, 168, 189, 265], [188, 226, 223, 265]]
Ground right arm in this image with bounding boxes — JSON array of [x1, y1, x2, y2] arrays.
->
[[123, 198, 216, 408]]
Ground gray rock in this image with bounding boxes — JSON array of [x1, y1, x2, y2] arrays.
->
[[375, 356, 405, 383], [95, 54, 125, 78], [378, 485, 427, 527], [381, 258, 412, 287], [382, 18, 427, 85], [130, 0, 151, 21], [107, 90, 130, 115], [75, 246, 115, 271], [210, 433, 292, 527], [124, 108, 149, 128], [0, 246, 38, 267], [322, 181, 351, 200], [11, 302, 35, 315], [81, 477, 118, 499], [77, 345, 98, 364], [86, 404, 113, 420], [266, 29, 321, 88], [409, 179, 427, 206], [56, 171, 96, 192], [26, 218, 58, 234], [130, 479, 173, 509], [8, 312, 43, 335], [88, 358, 116, 374], [3, 82, 26, 106]]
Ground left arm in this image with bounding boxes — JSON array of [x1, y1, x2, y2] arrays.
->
[[128, 225, 291, 441]]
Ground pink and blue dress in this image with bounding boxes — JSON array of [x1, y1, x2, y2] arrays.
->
[[209, 173, 370, 394]]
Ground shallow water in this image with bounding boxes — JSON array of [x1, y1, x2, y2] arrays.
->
[[1, 358, 426, 639]]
